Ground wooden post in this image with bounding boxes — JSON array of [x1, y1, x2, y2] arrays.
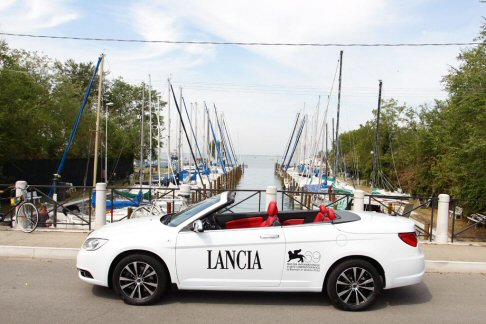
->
[[424, 223, 430, 240]]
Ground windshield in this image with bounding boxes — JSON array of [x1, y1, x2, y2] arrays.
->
[[164, 196, 220, 227]]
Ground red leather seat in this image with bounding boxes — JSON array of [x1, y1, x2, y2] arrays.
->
[[314, 205, 327, 222], [314, 205, 337, 222], [260, 201, 280, 227], [327, 208, 336, 220]]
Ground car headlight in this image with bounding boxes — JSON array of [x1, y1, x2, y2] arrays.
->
[[82, 238, 108, 251]]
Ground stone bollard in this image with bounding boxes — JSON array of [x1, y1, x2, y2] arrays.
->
[[435, 194, 450, 244], [14, 180, 28, 228], [266, 185, 277, 209], [352, 190, 365, 212], [94, 183, 107, 229]]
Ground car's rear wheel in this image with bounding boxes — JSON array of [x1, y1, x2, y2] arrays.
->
[[326, 259, 382, 311], [112, 254, 168, 305]]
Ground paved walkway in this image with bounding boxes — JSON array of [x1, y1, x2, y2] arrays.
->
[[1, 227, 486, 263], [0, 228, 87, 248]]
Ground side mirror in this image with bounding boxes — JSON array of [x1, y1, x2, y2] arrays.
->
[[193, 219, 204, 233]]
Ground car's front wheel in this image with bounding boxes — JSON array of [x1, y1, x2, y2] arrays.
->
[[112, 254, 168, 305], [326, 259, 382, 311]]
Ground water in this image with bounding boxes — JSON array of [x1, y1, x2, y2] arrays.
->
[[236, 155, 282, 190], [230, 154, 290, 212]]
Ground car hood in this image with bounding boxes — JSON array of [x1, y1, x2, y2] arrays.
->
[[88, 216, 167, 238], [334, 211, 416, 234]]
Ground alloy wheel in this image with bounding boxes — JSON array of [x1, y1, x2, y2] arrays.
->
[[119, 261, 159, 301], [335, 266, 375, 306]]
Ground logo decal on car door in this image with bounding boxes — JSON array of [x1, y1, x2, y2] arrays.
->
[[286, 249, 321, 272], [207, 250, 262, 270]]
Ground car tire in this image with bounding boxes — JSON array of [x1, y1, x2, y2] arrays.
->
[[326, 259, 382, 311], [112, 254, 168, 305]]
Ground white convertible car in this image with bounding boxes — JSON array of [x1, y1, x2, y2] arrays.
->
[[77, 191, 424, 311]]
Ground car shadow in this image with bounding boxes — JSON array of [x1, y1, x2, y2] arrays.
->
[[163, 290, 331, 307], [90, 282, 432, 310], [91, 285, 119, 300], [372, 282, 432, 310]]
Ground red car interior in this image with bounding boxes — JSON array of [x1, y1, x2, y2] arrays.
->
[[282, 219, 305, 225], [260, 201, 280, 227], [221, 203, 338, 229], [314, 205, 337, 222], [225, 216, 264, 229]]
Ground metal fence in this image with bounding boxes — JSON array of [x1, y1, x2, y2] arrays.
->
[[1, 183, 485, 242]]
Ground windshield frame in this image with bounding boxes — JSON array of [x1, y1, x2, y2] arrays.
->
[[163, 196, 220, 227]]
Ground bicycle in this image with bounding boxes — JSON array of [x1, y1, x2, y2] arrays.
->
[[0, 187, 39, 233], [131, 195, 188, 219]]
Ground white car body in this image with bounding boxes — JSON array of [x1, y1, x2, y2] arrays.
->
[[77, 191, 424, 309]]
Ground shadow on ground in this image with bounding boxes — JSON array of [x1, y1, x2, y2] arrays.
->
[[91, 281, 432, 311]]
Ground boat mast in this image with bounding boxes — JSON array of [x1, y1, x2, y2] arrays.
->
[[372, 80, 383, 190], [92, 54, 104, 187], [170, 83, 205, 185], [148, 74, 152, 187], [140, 82, 145, 188], [333, 50, 343, 183], [178, 87, 183, 172], [157, 97, 161, 187], [325, 122, 328, 185], [281, 112, 300, 169]]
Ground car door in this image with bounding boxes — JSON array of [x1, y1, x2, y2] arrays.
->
[[176, 224, 285, 289], [280, 222, 342, 290]]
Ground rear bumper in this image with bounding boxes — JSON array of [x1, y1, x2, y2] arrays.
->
[[385, 248, 425, 289]]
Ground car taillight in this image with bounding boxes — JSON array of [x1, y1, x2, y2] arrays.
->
[[398, 232, 418, 247]]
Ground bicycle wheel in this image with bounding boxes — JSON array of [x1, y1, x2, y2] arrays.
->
[[16, 202, 39, 233], [131, 205, 152, 219], [150, 204, 163, 216]]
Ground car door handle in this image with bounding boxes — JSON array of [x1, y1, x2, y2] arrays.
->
[[260, 234, 280, 239]]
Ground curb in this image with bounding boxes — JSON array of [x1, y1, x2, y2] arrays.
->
[[425, 260, 486, 274], [1, 246, 486, 273], [0, 245, 79, 259]]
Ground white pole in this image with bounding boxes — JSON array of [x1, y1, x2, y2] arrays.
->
[[94, 182, 106, 229], [266, 185, 277, 209], [435, 194, 450, 243], [14, 180, 27, 228], [352, 190, 365, 212]]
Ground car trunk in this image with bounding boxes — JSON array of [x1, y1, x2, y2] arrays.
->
[[334, 211, 415, 234]]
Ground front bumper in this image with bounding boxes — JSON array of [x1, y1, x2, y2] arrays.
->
[[76, 247, 112, 287]]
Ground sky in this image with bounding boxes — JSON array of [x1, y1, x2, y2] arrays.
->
[[0, 0, 484, 156]]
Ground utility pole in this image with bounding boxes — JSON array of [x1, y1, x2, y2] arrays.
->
[[333, 50, 343, 181], [92, 53, 104, 187], [372, 80, 383, 190]]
